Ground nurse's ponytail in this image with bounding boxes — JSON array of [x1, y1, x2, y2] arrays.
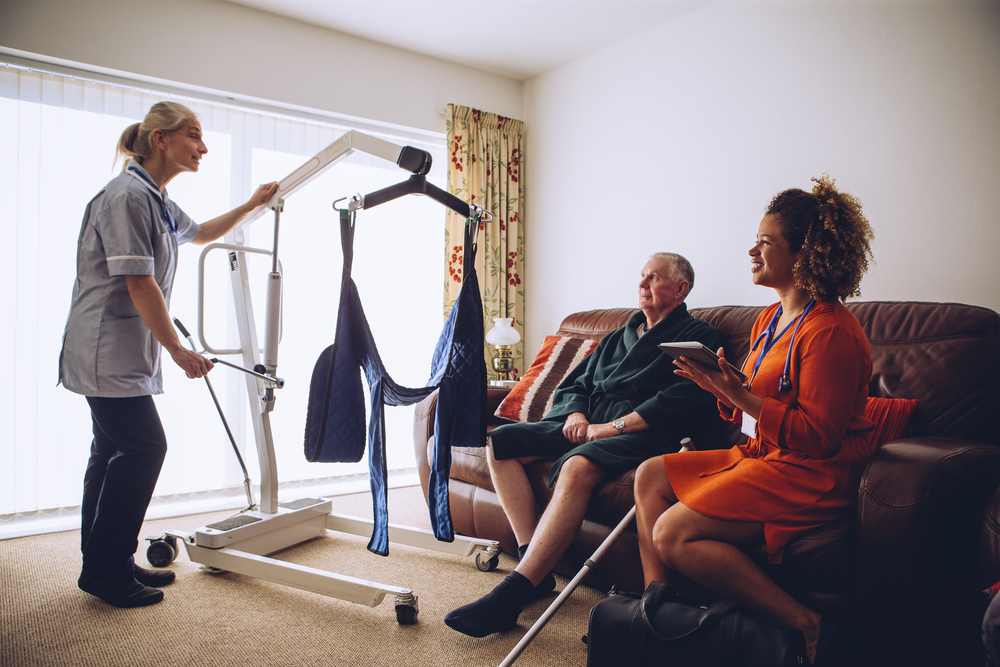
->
[[116, 101, 197, 169]]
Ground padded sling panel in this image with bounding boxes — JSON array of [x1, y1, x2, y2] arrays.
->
[[304, 210, 486, 555]]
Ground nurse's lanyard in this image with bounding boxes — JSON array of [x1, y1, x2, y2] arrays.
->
[[127, 165, 179, 235], [744, 299, 816, 393]]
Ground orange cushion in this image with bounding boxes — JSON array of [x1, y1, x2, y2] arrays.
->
[[495, 335, 599, 423], [864, 396, 919, 448]]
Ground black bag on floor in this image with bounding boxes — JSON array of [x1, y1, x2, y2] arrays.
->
[[586, 582, 807, 666]]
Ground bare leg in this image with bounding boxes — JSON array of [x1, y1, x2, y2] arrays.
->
[[633, 456, 679, 588], [654, 504, 822, 664], [486, 437, 545, 546], [515, 455, 605, 585]]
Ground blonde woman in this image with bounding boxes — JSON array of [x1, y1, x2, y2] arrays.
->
[[59, 101, 277, 608]]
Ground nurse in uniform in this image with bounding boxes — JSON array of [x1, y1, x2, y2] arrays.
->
[[59, 101, 277, 608]]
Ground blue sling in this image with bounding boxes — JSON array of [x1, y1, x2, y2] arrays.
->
[[303, 209, 487, 556]]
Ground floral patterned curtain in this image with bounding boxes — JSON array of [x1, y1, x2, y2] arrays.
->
[[445, 104, 525, 380]]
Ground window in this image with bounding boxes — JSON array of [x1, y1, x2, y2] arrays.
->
[[1, 57, 447, 536]]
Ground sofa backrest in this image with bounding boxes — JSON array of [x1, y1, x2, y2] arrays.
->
[[557, 301, 1000, 446]]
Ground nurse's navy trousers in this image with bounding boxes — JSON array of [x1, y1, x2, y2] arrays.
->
[[82, 396, 167, 583]]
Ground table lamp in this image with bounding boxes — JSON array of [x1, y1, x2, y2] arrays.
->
[[485, 317, 520, 381]]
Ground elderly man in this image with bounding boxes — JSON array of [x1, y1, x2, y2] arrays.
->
[[445, 252, 723, 637]]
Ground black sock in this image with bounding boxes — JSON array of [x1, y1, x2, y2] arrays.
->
[[444, 571, 535, 637], [517, 545, 557, 599]]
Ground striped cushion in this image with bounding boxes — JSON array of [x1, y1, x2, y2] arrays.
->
[[495, 335, 600, 423], [864, 396, 919, 448]]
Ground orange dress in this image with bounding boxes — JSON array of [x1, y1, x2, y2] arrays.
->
[[664, 300, 875, 564]]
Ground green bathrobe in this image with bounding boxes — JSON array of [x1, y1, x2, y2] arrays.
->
[[491, 304, 723, 486]]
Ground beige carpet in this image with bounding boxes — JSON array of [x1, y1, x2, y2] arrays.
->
[[1, 486, 605, 667]]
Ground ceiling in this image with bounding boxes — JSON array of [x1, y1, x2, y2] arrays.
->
[[222, 0, 716, 81]]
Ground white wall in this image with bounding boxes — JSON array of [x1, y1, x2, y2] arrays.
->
[[522, 0, 1000, 356], [4, 0, 999, 362], [0, 0, 522, 134]]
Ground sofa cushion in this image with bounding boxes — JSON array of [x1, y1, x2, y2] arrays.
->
[[846, 301, 1000, 445], [555, 308, 638, 340], [980, 485, 1000, 589], [865, 396, 919, 448], [495, 335, 599, 423], [444, 442, 495, 490]]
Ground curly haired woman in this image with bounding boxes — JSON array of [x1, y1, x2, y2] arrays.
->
[[634, 175, 875, 665]]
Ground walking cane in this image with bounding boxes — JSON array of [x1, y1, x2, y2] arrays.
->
[[497, 437, 693, 666], [498, 505, 637, 667]]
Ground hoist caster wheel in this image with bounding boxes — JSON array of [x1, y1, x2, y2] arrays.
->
[[394, 594, 418, 625], [476, 551, 499, 572], [395, 605, 418, 625], [163, 535, 178, 561], [146, 539, 176, 568]]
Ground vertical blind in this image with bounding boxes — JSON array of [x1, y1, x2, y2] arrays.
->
[[0, 58, 447, 537]]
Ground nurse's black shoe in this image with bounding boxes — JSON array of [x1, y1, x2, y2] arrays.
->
[[78, 570, 164, 608], [133, 564, 175, 587]]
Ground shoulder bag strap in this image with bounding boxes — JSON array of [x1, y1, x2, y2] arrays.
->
[[639, 582, 742, 642]]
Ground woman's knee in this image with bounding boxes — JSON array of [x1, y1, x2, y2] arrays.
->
[[635, 457, 662, 493], [651, 507, 690, 568], [635, 456, 676, 504], [652, 506, 764, 570]]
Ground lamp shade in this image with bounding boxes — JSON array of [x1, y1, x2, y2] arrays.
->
[[485, 318, 521, 346]]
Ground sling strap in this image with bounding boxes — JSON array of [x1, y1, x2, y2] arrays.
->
[[303, 209, 486, 555]]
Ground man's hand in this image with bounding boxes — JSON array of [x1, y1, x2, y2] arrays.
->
[[562, 412, 591, 444], [584, 423, 620, 443]]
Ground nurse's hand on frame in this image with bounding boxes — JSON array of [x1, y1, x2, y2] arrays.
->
[[247, 182, 279, 209], [170, 346, 215, 379], [672, 347, 741, 411]]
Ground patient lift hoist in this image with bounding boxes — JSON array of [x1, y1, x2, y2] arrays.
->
[[157, 131, 500, 625]]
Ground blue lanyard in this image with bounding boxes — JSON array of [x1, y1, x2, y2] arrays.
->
[[127, 165, 179, 235], [745, 300, 816, 393]]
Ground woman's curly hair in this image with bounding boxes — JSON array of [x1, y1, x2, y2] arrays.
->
[[766, 175, 874, 301]]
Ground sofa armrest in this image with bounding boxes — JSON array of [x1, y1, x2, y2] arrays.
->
[[412, 387, 514, 499], [855, 436, 1000, 661]]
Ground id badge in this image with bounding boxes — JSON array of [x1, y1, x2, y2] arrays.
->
[[741, 413, 757, 439]]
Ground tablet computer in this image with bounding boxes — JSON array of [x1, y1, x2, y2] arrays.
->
[[658, 342, 747, 383]]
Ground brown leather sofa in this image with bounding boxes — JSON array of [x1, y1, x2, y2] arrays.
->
[[413, 301, 1000, 664]]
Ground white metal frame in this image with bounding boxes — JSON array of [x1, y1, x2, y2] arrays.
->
[[166, 130, 500, 623]]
